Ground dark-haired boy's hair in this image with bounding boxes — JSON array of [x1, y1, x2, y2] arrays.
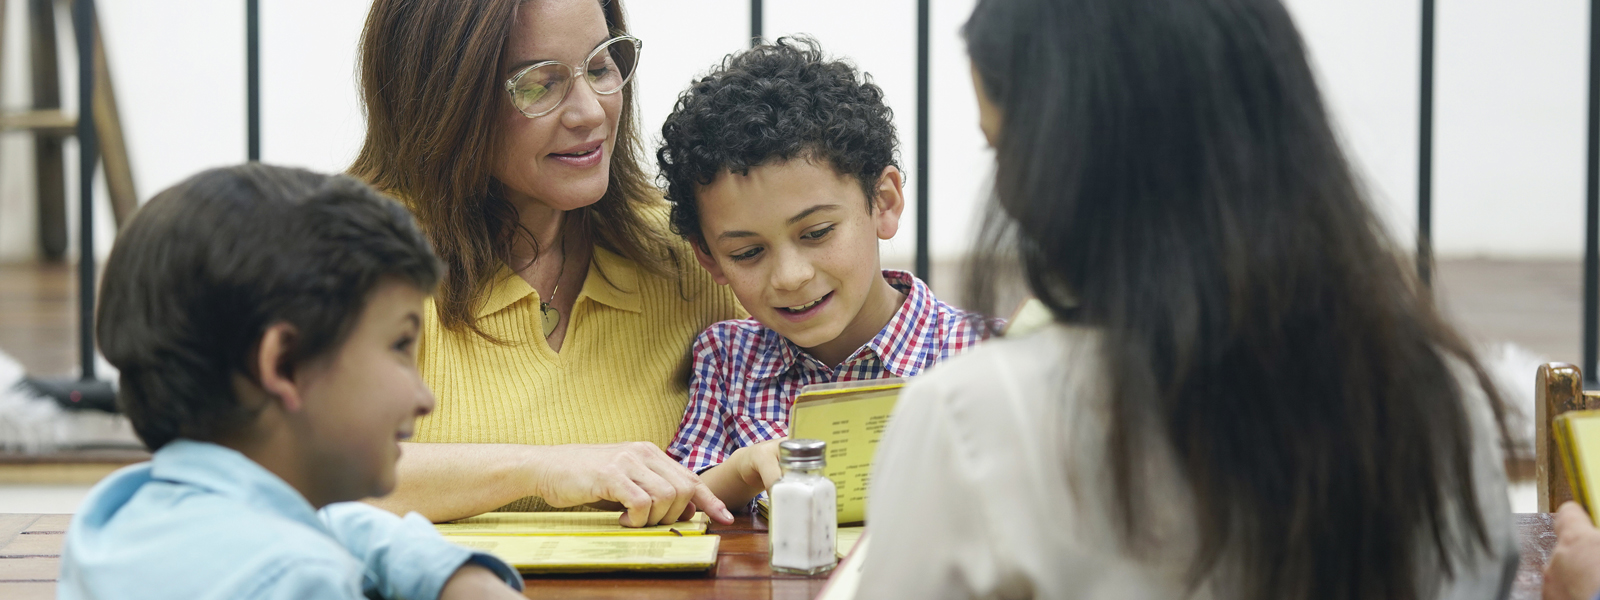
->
[[656, 36, 899, 245], [96, 164, 442, 451]]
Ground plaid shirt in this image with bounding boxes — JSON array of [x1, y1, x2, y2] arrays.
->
[[667, 270, 996, 475]]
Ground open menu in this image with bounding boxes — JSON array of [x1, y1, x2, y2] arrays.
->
[[788, 379, 904, 525], [435, 511, 718, 573], [435, 511, 711, 536], [445, 535, 721, 573]]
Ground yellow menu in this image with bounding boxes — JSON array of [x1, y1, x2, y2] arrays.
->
[[817, 532, 872, 600], [434, 511, 711, 536], [1006, 297, 1054, 337], [835, 526, 865, 558], [788, 379, 904, 524], [444, 535, 721, 573], [1556, 410, 1600, 513]]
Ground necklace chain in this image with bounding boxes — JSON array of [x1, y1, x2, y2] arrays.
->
[[538, 228, 568, 338]]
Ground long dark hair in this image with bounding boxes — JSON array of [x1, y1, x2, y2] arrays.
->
[[963, 0, 1511, 598], [350, 0, 671, 340]]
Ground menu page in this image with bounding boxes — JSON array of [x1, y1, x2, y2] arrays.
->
[[789, 383, 903, 524]]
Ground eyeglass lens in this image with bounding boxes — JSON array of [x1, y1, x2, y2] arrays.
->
[[510, 38, 639, 116]]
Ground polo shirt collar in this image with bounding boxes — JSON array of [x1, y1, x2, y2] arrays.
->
[[473, 245, 643, 319], [577, 246, 642, 313]]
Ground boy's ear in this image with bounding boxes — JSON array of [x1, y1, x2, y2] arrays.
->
[[871, 166, 906, 241], [255, 322, 307, 414], [691, 238, 730, 285]]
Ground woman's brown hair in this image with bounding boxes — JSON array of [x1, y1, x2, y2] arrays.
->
[[350, 0, 672, 338]]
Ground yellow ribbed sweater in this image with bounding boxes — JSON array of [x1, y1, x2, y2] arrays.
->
[[414, 244, 743, 511]]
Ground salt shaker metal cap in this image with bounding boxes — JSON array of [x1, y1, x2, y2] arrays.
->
[[779, 439, 826, 469]]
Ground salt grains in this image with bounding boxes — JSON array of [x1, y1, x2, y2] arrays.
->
[[768, 439, 838, 575]]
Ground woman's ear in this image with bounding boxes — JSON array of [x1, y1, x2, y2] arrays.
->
[[254, 322, 307, 413], [692, 239, 731, 285], [872, 166, 906, 240]]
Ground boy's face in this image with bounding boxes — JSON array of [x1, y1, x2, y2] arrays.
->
[[693, 159, 904, 355], [295, 279, 434, 502]]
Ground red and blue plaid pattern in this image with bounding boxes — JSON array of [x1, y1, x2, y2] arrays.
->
[[667, 270, 996, 475]]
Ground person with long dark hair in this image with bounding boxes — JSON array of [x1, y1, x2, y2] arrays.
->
[[857, 0, 1518, 598]]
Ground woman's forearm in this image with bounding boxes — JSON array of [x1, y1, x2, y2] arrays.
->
[[366, 442, 544, 522]]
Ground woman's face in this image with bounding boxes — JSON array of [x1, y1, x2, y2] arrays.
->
[[494, 0, 622, 211], [970, 63, 1001, 148]]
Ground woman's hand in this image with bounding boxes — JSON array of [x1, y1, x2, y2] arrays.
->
[[531, 442, 735, 527], [1544, 502, 1600, 600]]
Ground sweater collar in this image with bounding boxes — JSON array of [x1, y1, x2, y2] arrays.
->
[[474, 245, 643, 318]]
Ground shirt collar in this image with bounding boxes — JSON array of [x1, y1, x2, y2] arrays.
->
[[744, 328, 800, 381], [473, 245, 643, 319], [577, 246, 642, 313], [148, 439, 326, 534], [861, 270, 939, 378], [742, 270, 937, 380]]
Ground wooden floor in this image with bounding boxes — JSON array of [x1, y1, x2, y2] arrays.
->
[[0, 263, 75, 376], [1433, 259, 1581, 364], [0, 258, 1587, 375]]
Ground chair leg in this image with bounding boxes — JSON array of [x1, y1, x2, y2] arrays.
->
[[87, 5, 134, 227], [29, 0, 65, 261]]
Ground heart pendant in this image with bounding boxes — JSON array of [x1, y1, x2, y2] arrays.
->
[[539, 302, 560, 338]]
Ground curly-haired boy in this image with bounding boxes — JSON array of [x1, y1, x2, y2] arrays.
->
[[656, 37, 994, 510]]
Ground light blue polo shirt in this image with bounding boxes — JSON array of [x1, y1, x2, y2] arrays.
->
[[57, 439, 521, 599]]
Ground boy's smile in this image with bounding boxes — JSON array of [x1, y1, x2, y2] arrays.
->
[[292, 279, 435, 504], [693, 158, 907, 367]]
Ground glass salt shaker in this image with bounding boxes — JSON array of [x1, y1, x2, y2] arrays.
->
[[768, 439, 838, 575]]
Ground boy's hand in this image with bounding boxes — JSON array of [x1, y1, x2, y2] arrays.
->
[[1545, 502, 1600, 600], [728, 439, 785, 494]]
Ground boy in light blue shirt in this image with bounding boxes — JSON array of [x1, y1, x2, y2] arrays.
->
[[58, 165, 525, 600]]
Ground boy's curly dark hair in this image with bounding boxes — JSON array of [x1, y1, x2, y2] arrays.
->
[[656, 36, 900, 245]]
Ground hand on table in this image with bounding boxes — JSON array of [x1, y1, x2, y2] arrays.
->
[[533, 442, 734, 528], [727, 438, 784, 495], [1544, 502, 1600, 600]]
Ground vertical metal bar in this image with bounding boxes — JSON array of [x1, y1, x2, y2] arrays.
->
[[73, 0, 96, 380], [749, 0, 762, 47], [1418, 0, 1435, 288], [1586, 0, 1600, 386], [247, 0, 260, 161], [915, 0, 930, 283]]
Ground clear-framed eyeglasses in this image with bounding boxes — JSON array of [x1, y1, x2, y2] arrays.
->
[[504, 35, 642, 118]]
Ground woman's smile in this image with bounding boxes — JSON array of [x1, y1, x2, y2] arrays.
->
[[548, 139, 605, 169]]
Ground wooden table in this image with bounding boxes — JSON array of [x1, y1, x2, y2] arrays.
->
[[1514, 513, 1557, 600], [0, 514, 827, 600], [0, 513, 1555, 599]]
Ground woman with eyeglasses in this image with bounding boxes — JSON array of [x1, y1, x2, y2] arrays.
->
[[856, 0, 1518, 598], [349, 0, 741, 527]]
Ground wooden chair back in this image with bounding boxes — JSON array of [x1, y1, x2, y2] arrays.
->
[[1537, 363, 1600, 511]]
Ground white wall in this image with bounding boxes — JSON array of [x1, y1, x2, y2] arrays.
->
[[0, 0, 1591, 262], [1285, 0, 1590, 258]]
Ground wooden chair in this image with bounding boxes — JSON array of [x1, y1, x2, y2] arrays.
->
[[0, 0, 137, 260], [1537, 363, 1600, 511]]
